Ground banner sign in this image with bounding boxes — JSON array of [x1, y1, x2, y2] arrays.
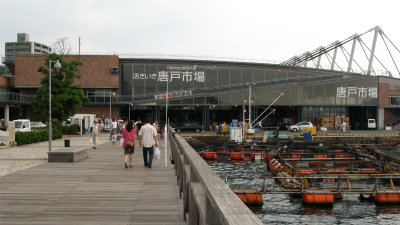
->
[[336, 87, 377, 98], [155, 90, 192, 100], [133, 65, 205, 83]]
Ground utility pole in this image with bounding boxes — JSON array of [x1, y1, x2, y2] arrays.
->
[[78, 37, 81, 55]]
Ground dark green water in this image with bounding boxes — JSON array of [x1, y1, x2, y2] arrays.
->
[[207, 158, 400, 225]]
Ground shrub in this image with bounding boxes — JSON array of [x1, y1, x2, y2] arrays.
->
[[0, 126, 7, 131], [15, 129, 48, 146], [61, 124, 80, 135]]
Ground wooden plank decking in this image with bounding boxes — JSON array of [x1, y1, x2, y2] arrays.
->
[[0, 138, 185, 225]]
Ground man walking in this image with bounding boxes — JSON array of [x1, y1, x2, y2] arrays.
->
[[139, 119, 159, 168]]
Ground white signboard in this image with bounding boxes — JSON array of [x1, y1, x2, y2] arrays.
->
[[336, 87, 377, 98]]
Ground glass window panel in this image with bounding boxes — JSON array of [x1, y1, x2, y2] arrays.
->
[[206, 65, 217, 94], [155, 64, 167, 94], [132, 64, 144, 96], [346, 80, 358, 105], [207, 97, 218, 104], [219, 94, 230, 105], [335, 83, 346, 105], [242, 67, 252, 85], [277, 70, 288, 85], [229, 67, 241, 88], [303, 85, 313, 105], [290, 86, 299, 105], [265, 69, 276, 86], [325, 83, 336, 105], [144, 64, 157, 96], [194, 97, 205, 104], [253, 68, 264, 86], [182, 98, 193, 104], [299, 72, 309, 83], [314, 84, 324, 105], [287, 70, 298, 84], [230, 92, 244, 105], [121, 63, 133, 99], [217, 66, 230, 92], [193, 65, 205, 93]]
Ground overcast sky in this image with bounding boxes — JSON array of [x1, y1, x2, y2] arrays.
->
[[1, 0, 400, 74]]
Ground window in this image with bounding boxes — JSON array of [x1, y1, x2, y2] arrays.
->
[[390, 97, 400, 106]]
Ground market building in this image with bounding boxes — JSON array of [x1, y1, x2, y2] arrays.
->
[[2, 54, 400, 130]]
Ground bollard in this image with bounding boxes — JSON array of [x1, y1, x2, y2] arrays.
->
[[64, 139, 70, 147]]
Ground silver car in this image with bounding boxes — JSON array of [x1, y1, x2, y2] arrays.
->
[[288, 122, 313, 132]]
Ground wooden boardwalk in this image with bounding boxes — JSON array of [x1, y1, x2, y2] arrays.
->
[[0, 138, 185, 225]]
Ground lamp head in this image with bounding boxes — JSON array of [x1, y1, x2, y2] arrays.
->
[[54, 60, 62, 69]]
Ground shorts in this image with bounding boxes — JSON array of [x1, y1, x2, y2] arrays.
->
[[124, 145, 134, 155]]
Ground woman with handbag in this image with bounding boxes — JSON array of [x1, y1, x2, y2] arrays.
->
[[91, 119, 101, 149], [122, 120, 136, 168]]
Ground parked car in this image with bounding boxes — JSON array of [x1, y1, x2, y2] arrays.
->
[[30, 121, 47, 128], [174, 123, 202, 133], [13, 119, 31, 132], [288, 121, 313, 132]]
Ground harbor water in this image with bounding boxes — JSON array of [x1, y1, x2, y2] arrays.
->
[[208, 158, 400, 225]]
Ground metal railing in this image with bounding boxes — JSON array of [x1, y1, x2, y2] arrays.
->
[[169, 128, 263, 225], [0, 92, 33, 103]]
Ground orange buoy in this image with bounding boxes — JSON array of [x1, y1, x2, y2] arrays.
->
[[230, 152, 245, 160], [234, 190, 263, 206], [250, 153, 265, 160], [203, 152, 217, 160], [357, 168, 376, 172], [303, 190, 334, 204], [299, 169, 314, 174], [333, 162, 348, 167], [327, 168, 346, 172], [334, 193, 343, 199], [313, 154, 328, 159], [375, 190, 400, 203]]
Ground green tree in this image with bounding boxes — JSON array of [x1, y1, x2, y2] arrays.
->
[[0, 65, 5, 75], [32, 54, 89, 122]]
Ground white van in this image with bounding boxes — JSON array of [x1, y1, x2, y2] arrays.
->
[[368, 119, 376, 129], [70, 114, 96, 133], [14, 119, 31, 132]]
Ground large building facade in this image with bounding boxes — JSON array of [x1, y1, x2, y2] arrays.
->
[[3, 55, 400, 130]]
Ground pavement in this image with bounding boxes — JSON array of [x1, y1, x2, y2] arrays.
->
[[0, 133, 110, 177], [0, 133, 185, 224]]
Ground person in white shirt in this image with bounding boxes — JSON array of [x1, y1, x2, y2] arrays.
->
[[139, 119, 159, 168]]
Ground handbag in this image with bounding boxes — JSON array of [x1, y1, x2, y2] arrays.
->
[[119, 138, 124, 148], [126, 140, 134, 146], [154, 147, 161, 160]]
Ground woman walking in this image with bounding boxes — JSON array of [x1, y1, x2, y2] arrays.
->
[[122, 120, 136, 168], [91, 119, 100, 149]]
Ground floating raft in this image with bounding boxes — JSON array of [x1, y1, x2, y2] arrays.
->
[[234, 190, 263, 206]]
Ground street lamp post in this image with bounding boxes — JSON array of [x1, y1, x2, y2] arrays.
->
[[128, 103, 132, 120], [49, 60, 61, 152], [110, 91, 115, 139], [165, 78, 169, 167]]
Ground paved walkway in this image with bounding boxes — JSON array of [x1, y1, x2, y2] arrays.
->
[[0, 134, 184, 225]]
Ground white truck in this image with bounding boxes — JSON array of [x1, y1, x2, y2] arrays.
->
[[70, 114, 96, 133], [13, 119, 31, 132]]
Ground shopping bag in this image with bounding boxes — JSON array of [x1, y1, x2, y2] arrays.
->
[[120, 138, 124, 148], [154, 147, 161, 160], [89, 137, 93, 144]]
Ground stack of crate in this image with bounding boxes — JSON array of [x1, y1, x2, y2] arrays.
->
[[318, 117, 335, 128], [335, 117, 350, 126]]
